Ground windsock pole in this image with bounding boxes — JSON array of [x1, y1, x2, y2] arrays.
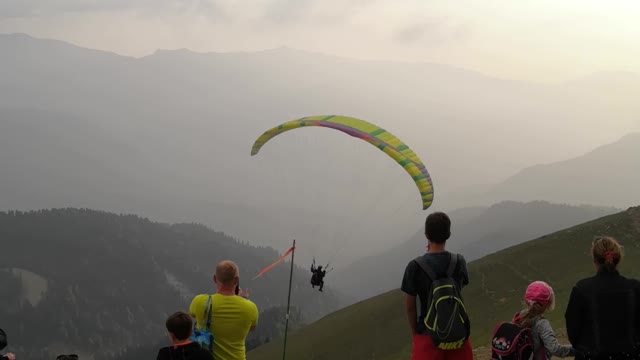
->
[[282, 239, 296, 360]]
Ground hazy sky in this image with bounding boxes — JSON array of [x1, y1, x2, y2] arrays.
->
[[1, 0, 639, 82]]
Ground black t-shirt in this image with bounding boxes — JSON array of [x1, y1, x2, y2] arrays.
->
[[565, 270, 640, 359], [156, 342, 212, 360], [401, 251, 469, 334]]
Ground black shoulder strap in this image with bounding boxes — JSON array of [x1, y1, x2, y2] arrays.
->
[[414, 256, 438, 281], [447, 253, 458, 277]]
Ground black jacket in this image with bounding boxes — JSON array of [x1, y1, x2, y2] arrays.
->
[[565, 269, 640, 360], [156, 342, 212, 360]]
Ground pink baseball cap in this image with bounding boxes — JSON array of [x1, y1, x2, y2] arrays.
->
[[525, 281, 555, 310]]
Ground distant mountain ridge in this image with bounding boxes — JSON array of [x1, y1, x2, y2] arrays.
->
[[333, 200, 619, 302], [482, 132, 640, 208]]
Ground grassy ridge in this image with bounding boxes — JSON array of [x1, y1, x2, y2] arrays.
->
[[249, 207, 640, 360]]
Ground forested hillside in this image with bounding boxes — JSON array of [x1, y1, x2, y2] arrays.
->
[[0, 209, 344, 359]]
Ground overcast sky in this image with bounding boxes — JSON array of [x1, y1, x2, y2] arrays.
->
[[1, 0, 639, 82]]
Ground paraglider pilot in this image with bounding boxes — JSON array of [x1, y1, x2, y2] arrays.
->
[[310, 263, 326, 292]]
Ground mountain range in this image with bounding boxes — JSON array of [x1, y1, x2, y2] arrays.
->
[[2, 33, 640, 267], [333, 200, 619, 302], [452, 133, 640, 210]]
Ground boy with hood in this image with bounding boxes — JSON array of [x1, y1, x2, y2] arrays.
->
[[0, 328, 15, 360], [157, 312, 212, 360]]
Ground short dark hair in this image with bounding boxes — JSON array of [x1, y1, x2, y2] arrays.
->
[[166, 311, 193, 340], [425, 212, 451, 244]]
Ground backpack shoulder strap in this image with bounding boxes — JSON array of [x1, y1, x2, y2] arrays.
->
[[414, 256, 438, 281], [194, 295, 214, 332], [446, 253, 458, 277], [205, 295, 213, 329]]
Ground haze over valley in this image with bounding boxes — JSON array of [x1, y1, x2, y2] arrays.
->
[[2, 1, 640, 358]]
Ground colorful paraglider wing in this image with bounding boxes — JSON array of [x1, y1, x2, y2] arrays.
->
[[251, 115, 434, 210]]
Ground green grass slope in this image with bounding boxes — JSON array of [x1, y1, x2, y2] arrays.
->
[[249, 206, 640, 360]]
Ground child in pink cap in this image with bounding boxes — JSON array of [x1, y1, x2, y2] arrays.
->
[[513, 281, 574, 360]]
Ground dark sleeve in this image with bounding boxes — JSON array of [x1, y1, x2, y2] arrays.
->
[[401, 261, 418, 296], [564, 285, 584, 347]]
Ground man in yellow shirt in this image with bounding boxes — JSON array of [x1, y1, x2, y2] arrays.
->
[[190, 260, 259, 360]]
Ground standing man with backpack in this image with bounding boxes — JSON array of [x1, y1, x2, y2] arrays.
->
[[401, 212, 472, 360]]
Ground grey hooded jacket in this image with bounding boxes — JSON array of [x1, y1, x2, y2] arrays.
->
[[532, 318, 575, 360]]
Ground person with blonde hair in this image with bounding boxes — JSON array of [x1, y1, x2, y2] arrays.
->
[[512, 281, 574, 359], [565, 236, 640, 360], [189, 260, 258, 360]]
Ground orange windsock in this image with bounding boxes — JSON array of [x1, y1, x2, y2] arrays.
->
[[252, 245, 295, 280]]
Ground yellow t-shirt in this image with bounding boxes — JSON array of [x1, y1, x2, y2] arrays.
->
[[189, 293, 259, 360]]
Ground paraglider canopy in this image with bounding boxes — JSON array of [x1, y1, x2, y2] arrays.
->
[[251, 115, 435, 210]]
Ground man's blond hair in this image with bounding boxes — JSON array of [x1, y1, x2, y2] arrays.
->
[[216, 260, 239, 286]]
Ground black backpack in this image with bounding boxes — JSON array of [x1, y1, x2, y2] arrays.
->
[[414, 253, 470, 350], [490, 322, 535, 360]]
